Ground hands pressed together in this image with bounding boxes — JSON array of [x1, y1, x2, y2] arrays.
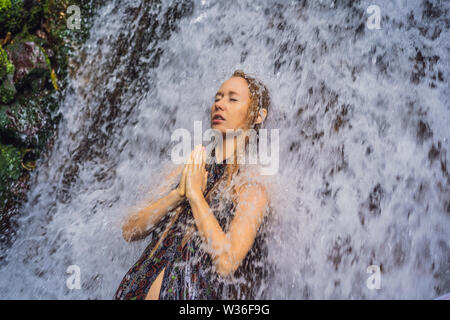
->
[[176, 145, 208, 203], [172, 144, 268, 277]]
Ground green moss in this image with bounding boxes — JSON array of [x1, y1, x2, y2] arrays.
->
[[0, 104, 8, 128], [0, 47, 16, 103], [0, 44, 14, 82], [0, 0, 24, 38], [0, 1, 47, 39], [0, 76, 16, 103], [27, 3, 44, 31], [39, 43, 52, 72], [0, 96, 49, 148], [0, 143, 22, 189], [0, 0, 12, 11]]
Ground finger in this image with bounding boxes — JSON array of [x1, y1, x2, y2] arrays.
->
[[202, 147, 206, 168], [195, 145, 202, 168], [192, 147, 198, 164], [186, 149, 192, 165], [202, 172, 206, 192], [185, 154, 192, 186], [198, 146, 203, 169], [191, 147, 199, 164], [192, 146, 197, 165], [199, 147, 205, 172], [180, 165, 187, 189], [182, 162, 188, 178], [200, 149, 206, 177], [203, 171, 208, 191], [189, 147, 195, 165], [188, 151, 194, 171], [185, 160, 192, 185]]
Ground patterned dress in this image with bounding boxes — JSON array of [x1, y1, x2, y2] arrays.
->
[[114, 161, 273, 300]]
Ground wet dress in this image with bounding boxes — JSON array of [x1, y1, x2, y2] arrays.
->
[[114, 161, 273, 300]]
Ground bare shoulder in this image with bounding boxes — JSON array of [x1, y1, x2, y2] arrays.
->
[[229, 169, 270, 231], [234, 166, 270, 205]]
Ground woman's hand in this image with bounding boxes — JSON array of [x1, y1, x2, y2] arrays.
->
[[176, 163, 187, 197], [185, 145, 208, 202]]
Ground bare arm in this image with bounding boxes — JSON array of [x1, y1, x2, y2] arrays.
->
[[122, 165, 186, 242], [185, 146, 268, 277], [188, 181, 268, 277]]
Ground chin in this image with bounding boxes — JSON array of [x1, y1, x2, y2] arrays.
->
[[211, 122, 225, 131], [211, 126, 230, 139]]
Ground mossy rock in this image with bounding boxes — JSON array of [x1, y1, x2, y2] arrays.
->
[[0, 74, 16, 103], [5, 39, 50, 89], [0, 143, 21, 194], [0, 97, 48, 147], [0, 142, 33, 210]]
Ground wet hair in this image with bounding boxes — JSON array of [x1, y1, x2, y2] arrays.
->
[[231, 70, 271, 133], [212, 70, 272, 193]]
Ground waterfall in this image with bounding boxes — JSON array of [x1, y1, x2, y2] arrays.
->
[[0, 0, 448, 299]]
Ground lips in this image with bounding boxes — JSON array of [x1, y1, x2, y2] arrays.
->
[[212, 113, 226, 122]]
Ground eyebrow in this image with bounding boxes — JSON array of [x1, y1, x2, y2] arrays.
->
[[215, 90, 240, 97]]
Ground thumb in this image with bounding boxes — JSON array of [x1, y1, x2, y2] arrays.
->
[[203, 171, 208, 191]]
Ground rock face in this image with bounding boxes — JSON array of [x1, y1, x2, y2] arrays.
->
[[0, 100, 48, 146], [0, 2, 62, 234], [0, 39, 51, 148], [0, 0, 96, 245], [0, 143, 22, 198], [0, 142, 23, 225], [6, 41, 50, 85], [0, 75, 16, 104], [0, 40, 52, 229]]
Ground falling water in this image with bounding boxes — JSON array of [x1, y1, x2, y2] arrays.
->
[[0, 0, 448, 299]]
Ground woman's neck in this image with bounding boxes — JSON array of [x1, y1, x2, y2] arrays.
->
[[214, 131, 247, 164]]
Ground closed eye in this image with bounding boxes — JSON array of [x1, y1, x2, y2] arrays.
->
[[214, 97, 238, 102]]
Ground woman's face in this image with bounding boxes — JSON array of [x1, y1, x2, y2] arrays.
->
[[210, 76, 251, 135]]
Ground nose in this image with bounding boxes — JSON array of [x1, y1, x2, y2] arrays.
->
[[214, 98, 225, 111]]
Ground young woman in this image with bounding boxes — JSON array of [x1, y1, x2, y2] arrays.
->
[[114, 70, 274, 300]]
